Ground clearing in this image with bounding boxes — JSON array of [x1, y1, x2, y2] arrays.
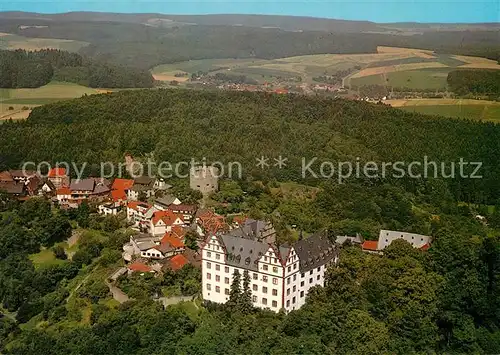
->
[[0, 32, 89, 52], [0, 81, 100, 120], [387, 99, 500, 121]]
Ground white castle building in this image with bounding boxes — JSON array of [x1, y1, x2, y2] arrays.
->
[[201, 220, 338, 312]]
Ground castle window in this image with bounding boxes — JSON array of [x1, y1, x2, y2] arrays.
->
[[206, 262, 211, 269], [206, 252, 211, 258], [225, 267, 230, 273], [215, 286, 220, 293], [216, 264, 220, 271], [273, 266, 278, 273], [273, 278, 278, 285], [262, 298, 268, 305], [206, 284, 211, 290], [262, 287, 268, 294], [225, 277, 229, 284], [272, 300, 277, 308], [206, 273, 211, 280], [272, 289, 278, 296], [263, 265, 268, 271]]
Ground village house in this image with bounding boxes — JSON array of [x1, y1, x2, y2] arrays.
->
[[169, 204, 197, 225], [148, 209, 185, 236], [154, 194, 182, 210], [127, 176, 156, 201], [201, 223, 338, 312], [37, 178, 56, 196], [47, 167, 69, 188], [56, 186, 72, 204], [98, 201, 123, 216], [127, 201, 153, 229]]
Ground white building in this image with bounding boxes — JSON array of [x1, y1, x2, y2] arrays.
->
[[377, 230, 431, 250], [201, 227, 337, 312]]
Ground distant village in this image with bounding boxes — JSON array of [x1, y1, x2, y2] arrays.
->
[[0, 163, 433, 312]]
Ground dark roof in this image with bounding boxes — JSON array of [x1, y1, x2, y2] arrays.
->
[[155, 195, 178, 206], [294, 231, 336, 273], [134, 176, 155, 186], [70, 178, 95, 192], [93, 184, 110, 195], [131, 184, 153, 192], [170, 204, 197, 213], [219, 234, 269, 271], [0, 181, 24, 194], [9, 170, 37, 178], [38, 178, 56, 190]]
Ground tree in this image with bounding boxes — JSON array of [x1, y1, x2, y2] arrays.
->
[[240, 270, 253, 314], [227, 269, 242, 310], [184, 230, 199, 251], [53, 245, 67, 260]]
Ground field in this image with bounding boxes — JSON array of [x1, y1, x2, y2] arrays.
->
[[351, 68, 451, 90], [0, 81, 100, 121], [0, 32, 89, 52], [387, 99, 500, 121], [152, 46, 500, 88]]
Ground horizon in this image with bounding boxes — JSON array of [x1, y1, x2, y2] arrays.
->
[[1, 0, 499, 24]]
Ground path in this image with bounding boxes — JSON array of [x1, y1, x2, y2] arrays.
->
[[106, 281, 130, 304]]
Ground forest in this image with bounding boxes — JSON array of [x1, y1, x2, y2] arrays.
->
[[447, 69, 500, 96], [1, 88, 498, 204], [0, 49, 154, 88]]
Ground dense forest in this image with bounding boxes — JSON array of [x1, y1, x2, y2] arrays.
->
[[447, 69, 500, 96], [0, 18, 499, 69], [0, 88, 499, 205], [0, 49, 154, 88]]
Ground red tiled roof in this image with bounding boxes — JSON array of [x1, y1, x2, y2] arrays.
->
[[168, 254, 189, 271], [161, 233, 185, 248], [112, 178, 134, 191], [232, 215, 247, 225], [128, 262, 152, 273], [152, 210, 183, 226], [420, 243, 431, 251], [56, 187, 71, 195], [48, 168, 67, 177], [197, 210, 227, 234], [362, 240, 378, 251], [128, 201, 151, 211], [111, 189, 127, 202]]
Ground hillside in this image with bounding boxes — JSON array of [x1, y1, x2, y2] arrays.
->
[[1, 88, 500, 204], [0, 12, 499, 69]]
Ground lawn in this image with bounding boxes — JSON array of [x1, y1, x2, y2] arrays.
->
[[29, 249, 66, 269]]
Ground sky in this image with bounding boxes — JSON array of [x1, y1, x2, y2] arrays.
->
[[0, 0, 498, 23]]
